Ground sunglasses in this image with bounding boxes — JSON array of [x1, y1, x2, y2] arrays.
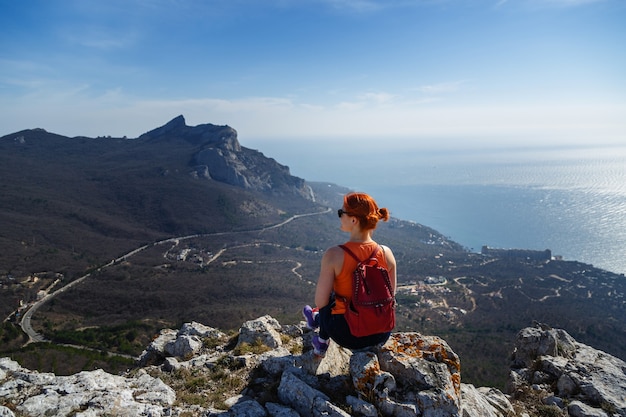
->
[[337, 209, 354, 218]]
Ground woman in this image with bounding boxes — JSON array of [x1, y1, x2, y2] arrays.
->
[[303, 192, 397, 356]]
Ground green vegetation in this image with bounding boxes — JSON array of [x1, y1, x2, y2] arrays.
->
[[152, 356, 249, 410], [233, 339, 272, 356], [42, 320, 155, 356], [536, 404, 565, 417], [0, 322, 23, 346], [6, 343, 134, 376]]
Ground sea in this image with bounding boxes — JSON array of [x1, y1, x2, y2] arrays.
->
[[252, 140, 626, 275]]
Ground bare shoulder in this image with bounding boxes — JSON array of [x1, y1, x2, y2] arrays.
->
[[325, 245, 345, 260], [379, 244, 394, 255], [380, 244, 396, 263], [323, 246, 346, 266]]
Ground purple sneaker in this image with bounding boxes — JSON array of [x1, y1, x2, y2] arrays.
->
[[302, 305, 319, 329], [312, 336, 329, 357]]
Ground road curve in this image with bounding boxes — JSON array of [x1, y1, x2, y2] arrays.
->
[[20, 207, 331, 344]]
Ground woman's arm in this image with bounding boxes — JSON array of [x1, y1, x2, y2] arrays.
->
[[314, 246, 344, 308], [382, 245, 397, 295]]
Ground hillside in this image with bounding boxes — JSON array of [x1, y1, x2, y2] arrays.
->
[[1, 116, 625, 389]]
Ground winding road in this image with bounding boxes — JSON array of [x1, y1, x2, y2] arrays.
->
[[20, 207, 331, 344]]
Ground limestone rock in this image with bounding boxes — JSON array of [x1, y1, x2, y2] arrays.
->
[[0, 405, 14, 417], [377, 332, 462, 417], [568, 400, 610, 417], [508, 325, 626, 417], [265, 401, 301, 417], [179, 321, 225, 339], [237, 315, 283, 350], [460, 384, 514, 417], [3, 318, 625, 417], [510, 326, 577, 368], [164, 334, 203, 358], [300, 336, 352, 377], [228, 399, 267, 417], [137, 328, 177, 366], [0, 360, 175, 417], [259, 347, 297, 376], [346, 395, 378, 417], [138, 321, 227, 369], [278, 370, 335, 417]]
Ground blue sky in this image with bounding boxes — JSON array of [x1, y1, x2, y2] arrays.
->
[[1, 0, 625, 151]]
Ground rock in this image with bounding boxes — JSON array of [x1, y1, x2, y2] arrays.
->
[[237, 315, 283, 350], [139, 321, 225, 367], [3, 318, 625, 417], [164, 334, 203, 358], [0, 359, 175, 417], [281, 324, 304, 338], [277, 370, 330, 417], [460, 384, 514, 417], [196, 147, 251, 188], [137, 328, 177, 366], [508, 326, 626, 417], [510, 326, 577, 368], [475, 386, 515, 416], [259, 347, 297, 376], [378, 332, 462, 417], [312, 396, 352, 417], [543, 395, 565, 409], [179, 321, 225, 339], [265, 402, 300, 417], [228, 399, 267, 417], [300, 336, 352, 377], [350, 350, 396, 401], [346, 395, 378, 417], [0, 406, 14, 417], [556, 373, 577, 396], [568, 400, 610, 417], [162, 356, 180, 372]]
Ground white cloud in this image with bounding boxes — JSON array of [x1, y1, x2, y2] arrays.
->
[[357, 92, 397, 104], [415, 81, 465, 95]]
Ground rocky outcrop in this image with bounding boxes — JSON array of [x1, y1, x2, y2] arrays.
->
[[1, 319, 624, 417], [508, 325, 626, 417], [0, 359, 175, 417], [139, 116, 314, 200], [138, 115, 240, 151], [138, 320, 226, 367]]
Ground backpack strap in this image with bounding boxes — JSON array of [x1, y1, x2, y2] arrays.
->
[[339, 244, 380, 264], [339, 244, 393, 305]]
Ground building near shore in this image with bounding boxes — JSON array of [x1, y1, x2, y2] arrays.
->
[[481, 246, 552, 261]]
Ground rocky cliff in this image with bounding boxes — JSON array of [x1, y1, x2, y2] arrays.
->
[[1, 318, 624, 417], [138, 115, 314, 200]]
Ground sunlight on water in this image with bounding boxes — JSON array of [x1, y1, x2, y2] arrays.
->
[[357, 147, 626, 275], [255, 140, 626, 275]]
